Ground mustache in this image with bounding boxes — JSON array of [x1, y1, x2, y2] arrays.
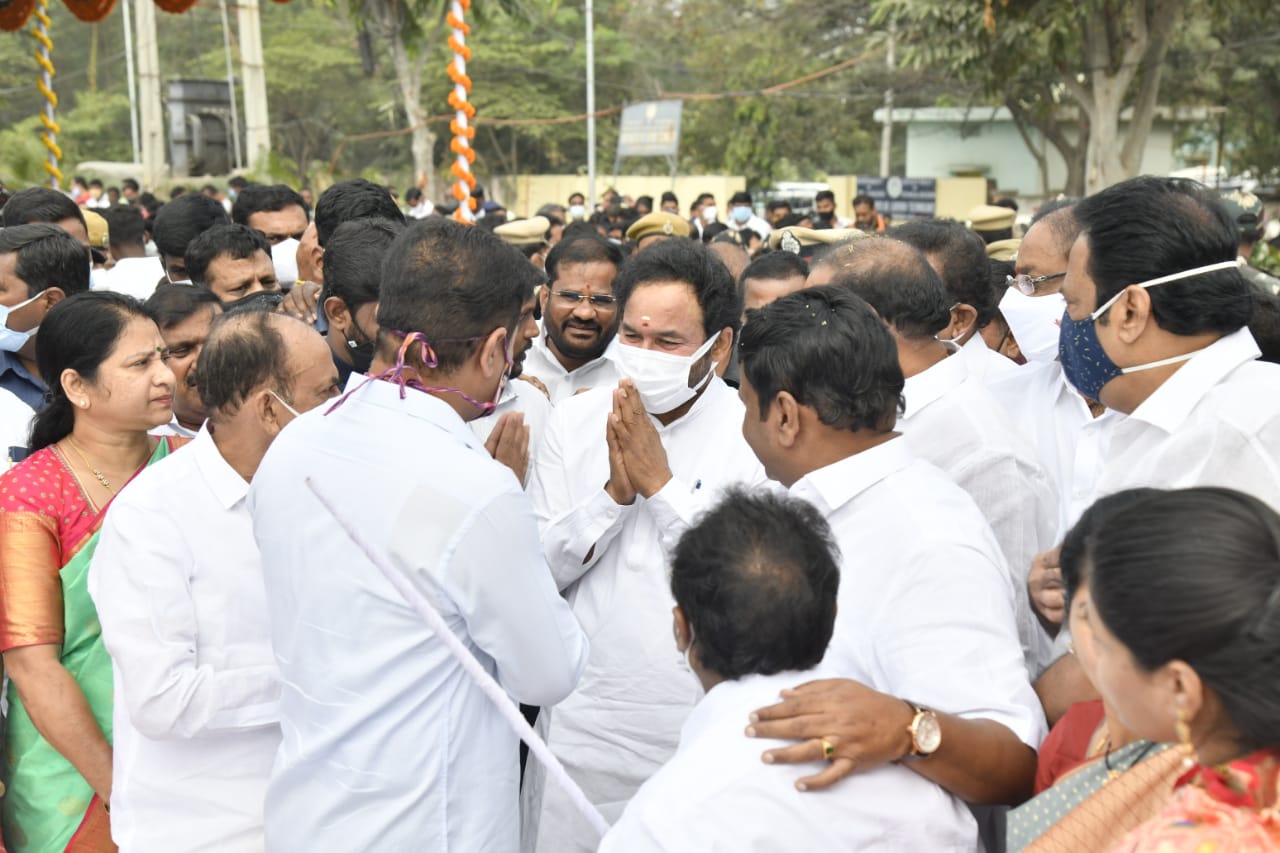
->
[[562, 319, 603, 333]]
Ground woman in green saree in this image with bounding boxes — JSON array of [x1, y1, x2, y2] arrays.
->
[[0, 292, 181, 853]]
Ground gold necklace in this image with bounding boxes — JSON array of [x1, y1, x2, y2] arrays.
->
[[65, 437, 116, 494]]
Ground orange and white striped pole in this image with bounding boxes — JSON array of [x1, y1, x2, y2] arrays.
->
[[446, 0, 477, 224]]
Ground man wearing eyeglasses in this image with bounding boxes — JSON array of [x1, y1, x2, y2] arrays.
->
[[521, 233, 626, 403]]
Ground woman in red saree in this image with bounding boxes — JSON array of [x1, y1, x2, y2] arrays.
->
[[1074, 487, 1280, 853], [0, 292, 180, 853]]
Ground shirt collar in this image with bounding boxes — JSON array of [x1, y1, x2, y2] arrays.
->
[[901, 350, 968, 420], [0, 350, 41, 385], [1127, 327, 1262, 433], [334, 372, 484, 452], [680, 671, 819, 750], [789, 435, 915, 515], [530, 324, 613, 378], [193, 424, 250, 509]]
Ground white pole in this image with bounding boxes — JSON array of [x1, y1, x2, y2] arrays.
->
[[218, 0, 244, 171], [236, 0, 271, 174], [121, 0, 141, 165], [585, 0, 596, 208], [134, 0, 164, 189], [879, 19, 895, 177]]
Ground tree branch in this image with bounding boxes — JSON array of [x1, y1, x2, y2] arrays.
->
[[1120, 0, 1182, 171]]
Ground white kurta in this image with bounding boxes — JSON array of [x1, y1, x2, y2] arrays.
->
[[960, 332, 1020, 383], [600, 670, 980, 853], [98, 255, 166, 301], [1095, 328, 1280, 511], [988, 360, 1117, 538], [89, 427, 280, 853], [523, 378, 767, 853], [520, 327, 622, 404], [249, 376, 589, 852], [0, 387, 34, 467], [790, 438, 1047, 753], [898, 352, 1060, 675]]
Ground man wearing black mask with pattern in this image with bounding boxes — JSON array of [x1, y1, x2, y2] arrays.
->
[[321, 218, 405, 385]]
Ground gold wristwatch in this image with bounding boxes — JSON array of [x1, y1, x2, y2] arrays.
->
[[902, 701, 942, 760]]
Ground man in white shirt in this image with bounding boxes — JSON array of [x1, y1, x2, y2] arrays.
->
[[249, 218, 588, 852], [99, 206, 165, 301], [144, 284, 224, 439], [813, 239, 1059, 675], [89, 311, 341, 853], [0, 386, 34, 468], [892, 218, 1020, 383], [524, 239, 767, 852], [601, 489, 978, 852], [726, 190, 772, 241], [521, 233, 624, 402], [736, 286, 1045, 817]]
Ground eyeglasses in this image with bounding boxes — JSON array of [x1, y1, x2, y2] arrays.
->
[[552, 289, 618, 309], [1007, 272, 1066, 296]]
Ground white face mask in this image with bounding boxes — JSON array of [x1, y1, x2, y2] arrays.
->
[[272, 238, 300, 289], [701, 206, 718, 224], [613, 334, 719, 415], [999, 287, 1066, 363], [0, 290, 47, 353]]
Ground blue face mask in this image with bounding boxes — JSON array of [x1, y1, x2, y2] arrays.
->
[[1058, 259, 1242, 400], [0, 290, 47, 353], [731, 205, 752, 224]]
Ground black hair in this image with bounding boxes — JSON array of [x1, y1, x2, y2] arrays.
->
[[322, 218, 405, 312], [377, 218, 538, 371], [30, 291, 156, 451], [701, 222, 731, 244], [892, 219, 997, 327], [775, 212, 810, 229], [1249, 290, 1280, 366], [0, 224, 90, 297], [196, 311, 295, 414], [315, 179, 406, 248], [228, 176, 249, 191], [661, 191, 678, 205], [852, 194, 876, 208], [122, 178, 140, 193], [170, 186, 189, 200], [740, 285, 904, 430], [153, 193, 231, 260], [545, 233, 624, 285], [822, 237, 952, 338], [568, 192, 585, 204], [201, 184, 219, 196], [102, 206, 147, 252], [144, 282, 223, 331], [1, 187, 86, 230], [695, 192, 714, 206], [740, 250, 809, 288], [1060, 488, 1163, 601], [671, 488, 841, 680], [230, 184, 310, 227], [815, 190, 835, 204], [1075, 176, 1252, 335], [635, 195, 653, 210], [994, 197, 1019, 212], [1086, 487, 1280, 753], [614, 238, 741, 338], [404, 188, 423, 204], [88, 179, 103, 190], [185, 224, 271, 289]]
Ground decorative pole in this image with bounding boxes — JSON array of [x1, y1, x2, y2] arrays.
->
[[446, 0, 477, 224], [31, 0, 62, 189]]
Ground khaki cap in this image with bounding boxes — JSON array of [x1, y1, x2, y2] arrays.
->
[[494, 216, 550, 247], [966, 204, 1017, 232], [626, 212, 691, 243]]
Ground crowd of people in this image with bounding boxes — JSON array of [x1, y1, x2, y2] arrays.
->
[[0, 171, 1277, 853]]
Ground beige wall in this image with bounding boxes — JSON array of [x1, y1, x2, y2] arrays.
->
[[496, 174, 988, 222]]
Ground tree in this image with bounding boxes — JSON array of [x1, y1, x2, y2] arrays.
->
[[877, 0, 1194, 193]]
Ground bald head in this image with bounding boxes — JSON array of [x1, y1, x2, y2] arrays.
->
[[197, 311, 336, 419], [809, 237, 951, 339]]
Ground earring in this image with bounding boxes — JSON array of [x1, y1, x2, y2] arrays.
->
[[1175, 703, 1198, 771], [79, 400, 88, 409]]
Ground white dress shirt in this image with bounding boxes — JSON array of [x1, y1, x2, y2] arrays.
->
[[961, 333, 1020, 383], [150, 414, 201, 440], [520, 327, 622, 404], [98, 255, 166, 301], [790, 438, 1047, 752], [248, 375, 588, 853], [899, 351, 1060, 675], [988, 361, 1117, 538], [0, 388, 34, 467], [89, 427, 280, 853], [470, 377, 552, 485], [600, 670, 979, 853], [523, 378, 768, 853], [1096, 328, 1280, 510], [729, 214, 773, 240]]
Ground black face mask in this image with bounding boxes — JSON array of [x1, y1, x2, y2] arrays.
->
[[347, 335, 375, 375], [817, 210, 835, 222]]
